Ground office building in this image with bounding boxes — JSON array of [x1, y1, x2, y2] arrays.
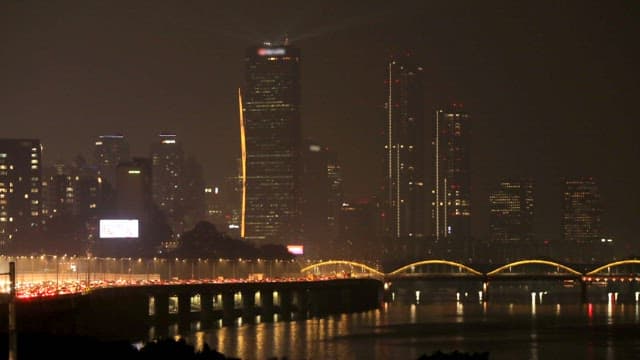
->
[[432, 104, 471, 259], [301, 141, 330, 259], [562, 177, 601, 261], [326, 150, 343, 257], [150, 133, 184, 233], [488, 179, 534, 260], [381, 57, 426, 251], [115, 157, 152, 219], [94, 134, 130, 187], [240, 42, 302, 246], [0, 139, 42, 249]]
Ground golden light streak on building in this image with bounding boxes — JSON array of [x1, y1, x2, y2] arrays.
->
[[238, 88, 247, 238]]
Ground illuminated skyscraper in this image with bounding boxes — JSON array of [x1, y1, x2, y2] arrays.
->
[[562, 177, 601, 260], [0, 139, 42, 249], [150, 133, 184, 233], [240, 43, 302, 245], [488, 179, 534, 260], [381, 57, 426, 249], [432, 104, 471, 258], [94, 134, 130, 187]]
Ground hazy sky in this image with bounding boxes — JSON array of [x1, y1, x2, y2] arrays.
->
[[1, 1, 638, 245]]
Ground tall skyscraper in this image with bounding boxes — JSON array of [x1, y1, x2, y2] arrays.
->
[[150, 133, 184, 233], [0, 139, 42, 249], [240, 43, 302, 246], [488, 179, 534, 260], [562, 177, 601, 261], [381, 57, 426, 252], [326, 150, 343, 257], [301, 140, 330, 259], [94, 134, 130, 187], [432, 104, 471, 259]]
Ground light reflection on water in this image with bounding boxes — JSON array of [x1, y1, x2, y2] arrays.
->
[[174, 301, 640, 360]]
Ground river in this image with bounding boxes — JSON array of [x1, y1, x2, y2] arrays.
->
[[161, 296, 640, 360]]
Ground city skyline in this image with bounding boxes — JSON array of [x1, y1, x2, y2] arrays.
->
[[1, 1, 638, 246]]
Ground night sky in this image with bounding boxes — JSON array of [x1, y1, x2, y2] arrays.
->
[[1, 1, 638, 246]]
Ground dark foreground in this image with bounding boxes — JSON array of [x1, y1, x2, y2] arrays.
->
[[0, 334, 489, 360]]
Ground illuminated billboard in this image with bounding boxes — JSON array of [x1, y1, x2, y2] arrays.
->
[[287, 245, 304, 255], [258, 48, 286, 56], [99, 219, 139, 239]]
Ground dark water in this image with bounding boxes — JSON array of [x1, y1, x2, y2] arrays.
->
[[171, 299, 640, 360]]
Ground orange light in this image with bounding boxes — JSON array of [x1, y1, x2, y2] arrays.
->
[[238, 88, 247, 238]]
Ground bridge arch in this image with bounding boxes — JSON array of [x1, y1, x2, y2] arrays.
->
[[388, 260, 483, 276], [487, 259, 582, 276], [586, 259, 640, 276], [300, 260, 384, 277]]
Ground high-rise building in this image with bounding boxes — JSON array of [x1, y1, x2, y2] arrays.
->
[[150, 133, 184, 233], [204, 185, 226, 230], [42, 163, 74, 219], [339, 199, 379, 261], [240, 43, 302, 246], [326, 150, 343, 257], [181, 156, 206, 233], [432, 104, 471, 259], [94, 134, 130, 187], [0, 139, 42, 249], [115, 158, 152, 219], [488, 179, 534, 260], [301, 141, 330, 259], [562, 177, 601, 261], [381, 57, 426, 254]]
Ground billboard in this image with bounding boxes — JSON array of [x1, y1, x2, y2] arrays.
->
[[287, 245, 304, 255], [99, 219, 139, 239]]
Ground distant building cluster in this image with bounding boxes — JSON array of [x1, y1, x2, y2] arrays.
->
[[237, 42, 608, 264], [0, 133, 227, 256], [0, 42, 610, 263]]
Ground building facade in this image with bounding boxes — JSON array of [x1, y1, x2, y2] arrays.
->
[[240, 43, 302, 246], [150, 133, 184, 234], [300, 141, 330, 259], [0, 139, 42, 249], [562, 177, 601, 261], [94, 134, 130, 188], [488, 179, 534, 260], [432, 104, 471, 259], [381, 57, 426, 255]]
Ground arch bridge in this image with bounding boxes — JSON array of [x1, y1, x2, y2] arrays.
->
[[300, 259, 640, 281], [300, 260, 384, 279]]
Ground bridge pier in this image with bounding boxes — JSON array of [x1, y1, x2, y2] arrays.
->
[[280, 290, 293, 321], [241, 290, 256, 323], [294, 289, 309, 319], [200, 292, 214, 328], [154, 294, 169, 325], [178, 293, 192, 333], [261, 289, 274, 322], [580, 280, 588, 303], [222, 292, 235, 326]]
